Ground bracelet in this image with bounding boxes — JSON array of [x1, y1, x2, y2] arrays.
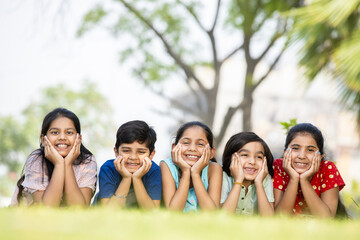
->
[[114, 194, 128, 199], [234, 182, 244, 187]]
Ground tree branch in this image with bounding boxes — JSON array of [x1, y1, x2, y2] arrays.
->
[[177, 0, 207, 32], [220, 43, 244, 66], [216, 100, 246, 146], [119, 0, 207, 93], [254, 41, 288, 89], [210, 0, 221, 32]]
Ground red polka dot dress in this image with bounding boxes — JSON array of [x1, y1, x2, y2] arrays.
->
[[273, 159, 345, 215]]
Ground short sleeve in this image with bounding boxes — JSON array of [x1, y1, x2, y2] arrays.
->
[[22, 152, 48, 194], [143, 162, 162, 200], [319, 161, 345, 193], [263, 174, 274, 203], [273, 158, 288, 191], [98, 161, 119, 199], [77, 155, 97, 192], [220, 172, 232, 204]]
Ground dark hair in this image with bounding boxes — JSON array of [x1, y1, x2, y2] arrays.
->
[[115, 120, 156, 153], [285, 123, 324, 155], [16, 108, 93, 203], [174, 121, 216, 162], [175, 121, 215, 147], [222, 132, 274, 178]]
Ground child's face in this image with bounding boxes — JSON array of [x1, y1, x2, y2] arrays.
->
[[115, 141, 153, 174], [177, 126, 213, 166], [236, 141, 265, 181], [287, 133, 319, 174], [44, 116, 77, 157]]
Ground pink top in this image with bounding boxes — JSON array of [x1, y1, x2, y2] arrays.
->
[[273, 158, 345, 215], [10, 150, 97, 206]]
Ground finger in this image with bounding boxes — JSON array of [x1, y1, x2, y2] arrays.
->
[[263, 157, 268, 175]]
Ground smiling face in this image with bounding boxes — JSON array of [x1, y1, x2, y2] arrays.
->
[[43, 116, 77, 157], [177, 126, 213, 166], [237, 141, 265, 182], [288, 133, 319, 174], [115, 141, 153, 174]]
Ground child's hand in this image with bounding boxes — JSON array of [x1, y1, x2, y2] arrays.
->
[[191, 144, 211, 175], [65, 133, 81, 166], [282, 148, 299, 180], [42, 135, 64, 165], [171, 143, 191, 171], [300, 151, 321, 182], [254, 157, 268, 185], [230, 153, 244, 183], [114, 155, 132, 179], [133, 157, 152, 179]]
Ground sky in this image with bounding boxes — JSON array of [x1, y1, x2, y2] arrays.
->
[[0, 0, 174, 163]]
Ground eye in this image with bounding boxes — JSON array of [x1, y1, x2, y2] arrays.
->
[[49, 130, 58, 135], [198, 143, 204, 147], [182, 141, 190, 145], [307, 149, 315, 152], [66, 131, 75, 135], [291, 147, 299, 151], [122, 150, 130, 153], [256, 155, 263, 159], [138, 151, 147, 155], [240, 153, 248, 157]]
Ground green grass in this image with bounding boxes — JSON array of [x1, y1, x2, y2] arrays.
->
[[1, 207, 359, 240]]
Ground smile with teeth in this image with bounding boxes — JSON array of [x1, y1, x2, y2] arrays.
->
[[55, 144, 69, 149], [185, 154, 200, 161], [126, 163, 140, 167], [244, 167, 257, 174], [294, 162, 309, 168]]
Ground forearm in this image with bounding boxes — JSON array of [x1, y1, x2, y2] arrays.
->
[[255, 182, 274, 216], [41, 163, 65, 207], [64, 165, 88, 206], [300, 180, 333, 217], [132, 177, 158, 209], [106, 177, 132, 208], [192, 173, 217, 210], [275, 179, 299, 214], [167, 170, 191, 211], [221, 184, 241, 213]]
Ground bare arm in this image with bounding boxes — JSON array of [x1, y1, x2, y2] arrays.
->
[[101, 176, 132, 207], [192, 162, 222, 210], [32, 162, 65, 207], [160, 161, 191, 211], [132, 157, 160, 209], [254, 159, 274, 216]]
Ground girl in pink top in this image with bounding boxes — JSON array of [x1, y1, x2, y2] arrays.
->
[[273, 123, 345, 217], [11, 108, 97, 207]]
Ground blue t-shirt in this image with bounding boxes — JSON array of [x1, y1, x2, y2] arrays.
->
[[95, 159, 162, 206]]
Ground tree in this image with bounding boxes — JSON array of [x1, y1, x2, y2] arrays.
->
[[0, 80, 115, 173], [78, 0, 302, 147], [289, 0, 360, 130]]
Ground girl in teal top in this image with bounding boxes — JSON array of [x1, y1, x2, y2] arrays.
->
[[221, 132, 275, 216], [160, 121, 222, 212]]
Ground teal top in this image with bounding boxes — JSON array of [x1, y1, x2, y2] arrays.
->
[[220, 172, 274, 215], [162, 158, 209, 212]]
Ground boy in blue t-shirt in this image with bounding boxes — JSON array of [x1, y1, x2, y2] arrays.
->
[[96, 120, 161, 208]]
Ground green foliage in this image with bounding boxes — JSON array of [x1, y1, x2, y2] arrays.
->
[[77, 5, 107, 37], [0, 80, 114, 174], [0, 208, 359, 239], [279, 118, 297, 134], [290, 0, 360, 128]]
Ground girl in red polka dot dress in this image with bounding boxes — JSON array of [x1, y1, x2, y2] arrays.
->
[[273, 123, 345, 217]]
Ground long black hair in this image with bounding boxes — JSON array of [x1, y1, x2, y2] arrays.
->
[[16, 108, 93, 203], [222, 132, 274, 178]]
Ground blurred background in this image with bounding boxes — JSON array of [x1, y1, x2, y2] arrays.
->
[[0, 0, 359, 217]]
